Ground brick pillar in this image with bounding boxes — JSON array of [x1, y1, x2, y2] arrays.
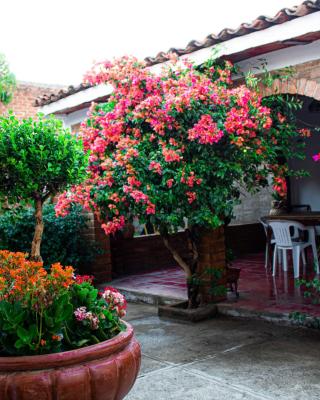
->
[[81, 212, 112, 283], [197, 226, 227, 303]]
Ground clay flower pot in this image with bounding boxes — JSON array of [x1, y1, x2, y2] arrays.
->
[[0, 322, 141, 400]]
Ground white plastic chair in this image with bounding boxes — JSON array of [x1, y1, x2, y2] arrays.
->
[[269, 220, 319, 279], [259, 218, 281, 269], [290, 204, 312, 240]]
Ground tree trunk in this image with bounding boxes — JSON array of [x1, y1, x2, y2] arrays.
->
[[162, 232, 200, 308], [30, 197, 44, 262]]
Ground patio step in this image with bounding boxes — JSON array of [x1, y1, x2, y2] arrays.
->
[[106, 284, 320, 327], [217, 303, 292, 325], [101, 285, 187, 306], [103, 284, 292, 324]]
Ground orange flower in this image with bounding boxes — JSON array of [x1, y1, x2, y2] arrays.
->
[[299, 128, 311, 138], [0, 251, 74, 305], [52, 335, 62, 341]]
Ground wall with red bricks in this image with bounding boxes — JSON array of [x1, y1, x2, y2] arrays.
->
[[0, 81, 63, 119], [259, 60, 320, 100], [110, 223, 265, 277], [75, 211, 113, 283]]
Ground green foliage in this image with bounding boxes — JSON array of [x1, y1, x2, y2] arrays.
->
[[0, 113, 88, 206], [187, 267, 227, 299], [289, 276, 320, 329], [289, 311, 320, 329], [0, 203, 98, 269], [205, 268, 228, 297], [0, 54, 16, 105], [295, 276, 320, 305], [0, 294, 73, 355]]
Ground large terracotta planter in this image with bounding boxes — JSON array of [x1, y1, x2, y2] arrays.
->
[[0, 322, 141, 400]]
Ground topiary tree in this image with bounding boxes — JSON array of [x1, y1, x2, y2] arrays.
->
[[0, 114, 88, 261], [0, 53, 16, 105], [56, 56, 305, 307]]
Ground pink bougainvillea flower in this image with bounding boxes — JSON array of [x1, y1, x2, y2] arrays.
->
[[313, 153, 320, 162], [188, 114, 224, 145]]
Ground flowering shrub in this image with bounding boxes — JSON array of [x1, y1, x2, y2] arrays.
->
[[56, 57, 305, 233], [55, 55, 306, 305], [0, 251, 126, 356]]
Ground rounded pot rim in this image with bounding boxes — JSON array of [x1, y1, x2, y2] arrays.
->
[[0, 321, 133, 372]]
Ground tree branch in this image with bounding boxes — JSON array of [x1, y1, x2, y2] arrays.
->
[[162, 234, 192, 279]]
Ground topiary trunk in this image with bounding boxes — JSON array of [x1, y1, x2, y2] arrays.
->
[[30, 197, 44, 262]]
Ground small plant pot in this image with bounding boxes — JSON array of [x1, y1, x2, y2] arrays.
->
[[158, 301, 218, 323], [0, 322, 141, 400], [269, 200, 288, 216]]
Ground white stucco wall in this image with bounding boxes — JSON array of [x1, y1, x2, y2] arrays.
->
[[231, 187, 273, 225]]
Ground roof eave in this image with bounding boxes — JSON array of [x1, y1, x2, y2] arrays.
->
[[39, 10, 320, 115]]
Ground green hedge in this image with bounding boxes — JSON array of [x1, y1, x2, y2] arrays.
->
[[0, 203, 99, 270]]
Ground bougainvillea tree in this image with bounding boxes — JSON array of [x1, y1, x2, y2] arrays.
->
[[0, 114, 88, 262], [56, 56, 306, 306]]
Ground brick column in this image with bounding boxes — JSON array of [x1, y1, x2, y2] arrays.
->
[[197, 226, 227, 303], [81, 212, 112, 283]]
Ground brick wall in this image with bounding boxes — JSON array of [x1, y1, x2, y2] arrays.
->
[[294, 59, 320, 83], [0, 81, 63, 119], [110, 223, 265, 277], [80, 212, 113, 283]]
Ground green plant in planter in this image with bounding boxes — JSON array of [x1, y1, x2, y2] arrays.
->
[[0, 251, 126, 356], [0, 113, 88, 261]]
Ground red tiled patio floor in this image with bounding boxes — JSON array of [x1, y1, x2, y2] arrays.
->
[[111, 267, 187, 300], [111, 252, 320, 317], [230, 252, 320, 317]]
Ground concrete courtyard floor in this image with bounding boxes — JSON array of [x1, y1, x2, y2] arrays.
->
[[125, 303, 320, 400]]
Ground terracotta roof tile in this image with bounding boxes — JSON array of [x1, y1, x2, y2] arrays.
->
[[36, 0, 320, 107]]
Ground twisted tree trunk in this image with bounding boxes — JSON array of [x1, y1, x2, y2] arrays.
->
[[30, 197, 44, 262], [162, 229, 200, 308]]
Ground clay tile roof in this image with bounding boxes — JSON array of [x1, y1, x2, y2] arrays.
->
[[34, 82, 91, 107], [36, 0, 320, 107]]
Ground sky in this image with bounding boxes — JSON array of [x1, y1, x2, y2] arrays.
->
[[0, 0, 301, 86]]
